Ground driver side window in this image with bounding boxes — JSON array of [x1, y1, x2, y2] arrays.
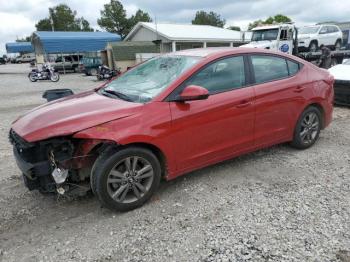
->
[[186, 56, 246, 94]]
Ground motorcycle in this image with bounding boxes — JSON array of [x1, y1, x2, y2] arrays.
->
[[28, 63, 60, 82], [96, 65, 121, 80]]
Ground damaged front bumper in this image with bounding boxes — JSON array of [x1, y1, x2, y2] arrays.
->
[[9, 129, 74, 193]]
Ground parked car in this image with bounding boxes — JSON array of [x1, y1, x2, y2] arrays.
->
[[0, 57, 6, 64], [9, 48, 334, 211], [78, 57, 102, 75], [328, 59, 350, 106], [15, 53, 35, 63], [298, 24, 343, 52], [53, 55, 83, 72]]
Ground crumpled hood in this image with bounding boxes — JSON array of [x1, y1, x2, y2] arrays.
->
[[12, 90, 142, 142], [241, 40, 276, 49]]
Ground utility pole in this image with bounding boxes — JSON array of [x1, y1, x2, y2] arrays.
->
[[49, 9, 55, 32]]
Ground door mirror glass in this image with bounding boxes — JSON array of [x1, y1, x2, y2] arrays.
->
[[176, 85, 209, 102]]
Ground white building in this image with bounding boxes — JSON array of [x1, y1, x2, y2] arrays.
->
[[124, 22, 244, 52]]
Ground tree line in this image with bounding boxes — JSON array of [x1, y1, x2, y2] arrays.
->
[[32, 0, 292, 40]]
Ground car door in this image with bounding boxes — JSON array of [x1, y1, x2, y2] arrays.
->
[[64, 56, 73, 70], [168, 55, 255, 173], [249, 54, 306, 147], [318, 26, 329, 46]]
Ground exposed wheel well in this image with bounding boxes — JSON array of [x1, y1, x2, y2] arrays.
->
[[89, 142, 168, 178]]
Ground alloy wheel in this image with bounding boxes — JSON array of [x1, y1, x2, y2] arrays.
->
[[299, 112, 320, 145], [106, 156, 154, 204]]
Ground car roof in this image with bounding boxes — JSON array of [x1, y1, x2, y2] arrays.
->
[[171, 47, 300, 60]]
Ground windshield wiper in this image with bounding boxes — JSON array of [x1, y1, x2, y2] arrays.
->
[[101, 89, 134, 102]]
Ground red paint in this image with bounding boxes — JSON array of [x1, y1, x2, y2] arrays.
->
[[11, 48, 334, 180]]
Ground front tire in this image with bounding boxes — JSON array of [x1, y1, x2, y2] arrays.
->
[[92, 147, 161, 212], [50, 72, 60, 82], [291, 106, 322, 149], [309, 41, 318, 52]]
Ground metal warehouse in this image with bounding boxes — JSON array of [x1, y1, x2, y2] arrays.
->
[[5, 42, 33, 53], [31, 31, 121, 54]]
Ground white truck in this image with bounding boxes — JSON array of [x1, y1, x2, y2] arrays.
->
[[242, 24, 296, 54]]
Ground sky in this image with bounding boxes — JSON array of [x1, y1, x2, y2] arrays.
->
[[1, 0, 350, 55]]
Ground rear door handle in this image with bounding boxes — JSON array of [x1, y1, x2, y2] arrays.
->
[[235, 100, 252, 108], [294, 85, 306, 93]]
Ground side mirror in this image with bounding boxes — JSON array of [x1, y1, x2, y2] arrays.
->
[[175, 85, 209, 102]]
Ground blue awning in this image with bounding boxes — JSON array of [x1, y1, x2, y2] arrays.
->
[[32, 31, 121, 53], [6, 42, 33, 53]]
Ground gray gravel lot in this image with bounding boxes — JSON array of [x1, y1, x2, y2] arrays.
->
[[0, 64, 349, 262]]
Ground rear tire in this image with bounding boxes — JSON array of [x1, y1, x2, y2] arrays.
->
[[92, 147, 161, 212], [290, 106, 322, 149], [28, 73, 37, 82], [90, 68, 97, 76], [335, 39, 341, 50]]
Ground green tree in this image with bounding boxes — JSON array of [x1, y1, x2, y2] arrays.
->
[[16, 36, 31, 42], [248, 14, 292, 30], [192, 11, 225, 28], [35, 4, 93, 31], [227, 25, 241, 31], [98, 0, 152, 39]]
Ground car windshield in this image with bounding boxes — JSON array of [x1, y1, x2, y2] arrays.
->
[[252, 29, 279, 41], [101, 55, 202, 103], [299, 26, 320, 34]]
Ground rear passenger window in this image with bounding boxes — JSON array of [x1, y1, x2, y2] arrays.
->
[[187, 56, 246, 94], [251, 55, 289, 84], [287, 60, 300, 75]]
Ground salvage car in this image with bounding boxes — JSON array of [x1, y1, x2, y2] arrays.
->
[[9, 48, 334, 211], [328, 59, 350, 106]]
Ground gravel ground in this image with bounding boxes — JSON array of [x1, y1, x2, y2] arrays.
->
[[0, 64, 349, 262]]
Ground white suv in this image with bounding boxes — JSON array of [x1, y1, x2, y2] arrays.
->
[[298, 24, 343, 52]]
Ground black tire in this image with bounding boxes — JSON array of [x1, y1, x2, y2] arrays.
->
[[90, 68, 97, 76], [28, 73, 37, 82], [50, 72, 60, 82], [290, 106, 322, 149], [92, 146, 161, 212], [309, 41, 318, 52]]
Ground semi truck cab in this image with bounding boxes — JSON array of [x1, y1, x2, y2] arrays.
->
[[242, 24, 297, 55]]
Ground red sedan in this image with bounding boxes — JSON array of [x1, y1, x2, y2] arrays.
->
[[10, 48, 334, 211]]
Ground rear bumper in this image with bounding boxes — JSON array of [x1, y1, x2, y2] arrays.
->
[[334, 80, 350, 106]]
